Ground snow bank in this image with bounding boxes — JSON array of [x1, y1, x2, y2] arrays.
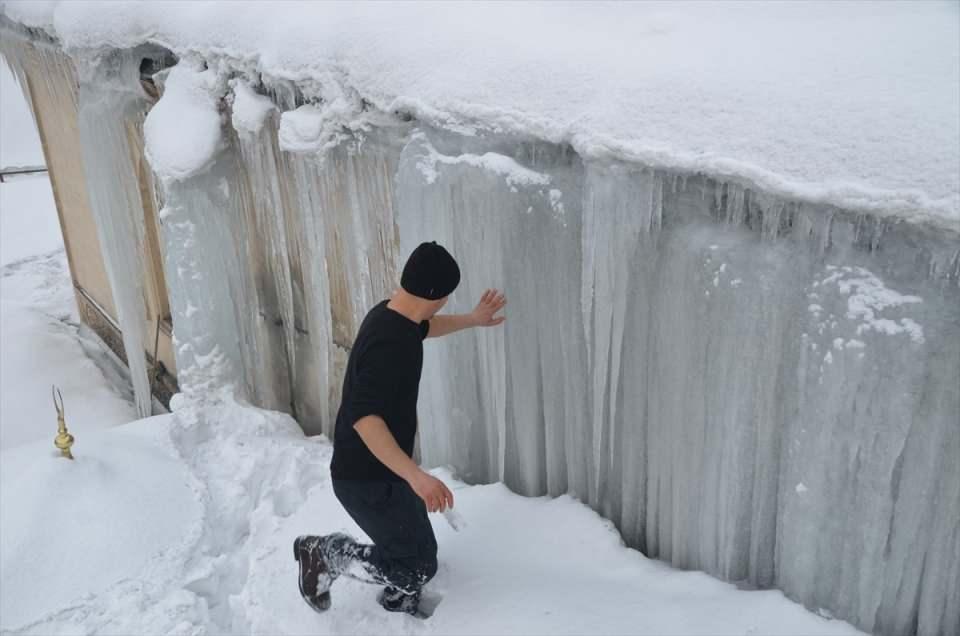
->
[[2, 1, 957, 225], [0, 177, 136, 450], [0, 416, 201, 627], [0, 297, 136, 450], [0, 393, 864, 635]]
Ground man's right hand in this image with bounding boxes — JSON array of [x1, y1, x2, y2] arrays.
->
[[408, 470, 455, 513], [352, 416, 455, 512]]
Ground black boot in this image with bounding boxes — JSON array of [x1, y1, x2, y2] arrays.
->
[[293, 535, 333, 613], [377, 585, 422, 616], [317, 532, 366, 575]]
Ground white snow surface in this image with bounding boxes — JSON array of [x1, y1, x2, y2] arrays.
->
[[230, 79, 276, 136], [278, 104, 338, 154], [0, 59, 44, 168], [0, 392, 865, 635], [143, 62, 224, 182], [2, 1, 958, 226], [1, 175, 136, 451], [414, 131, 551, 188], [0, 417, 200, 627], [0, 175, 60, 265]]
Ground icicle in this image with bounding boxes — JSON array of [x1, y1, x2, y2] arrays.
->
[[74, 50, 157, 418], [650, 175, 664, 235], [760, 199, 785, 240], [714, 180, 726, 220]]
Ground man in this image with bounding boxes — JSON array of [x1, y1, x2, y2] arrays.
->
[[294, 241, 506, 617]]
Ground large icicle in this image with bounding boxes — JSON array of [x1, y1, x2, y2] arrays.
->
[[232, 81, 299, 413], [230, 79, 334, 431], [74, 49, 156, 417], [580, 164, 660, 510], [146, 61, 261, 406], [389, 126, 958, 636], [240, 92, 406, 433]]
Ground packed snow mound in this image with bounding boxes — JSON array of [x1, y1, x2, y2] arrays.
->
[[0, 395, 864, 635], [0, 210, 136, 450], [0, 417, 202, 627], [2, 1, 958, 225]]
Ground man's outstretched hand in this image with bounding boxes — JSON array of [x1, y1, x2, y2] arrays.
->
[[409, 469, 455, 513], [472, 289, 507, 327]]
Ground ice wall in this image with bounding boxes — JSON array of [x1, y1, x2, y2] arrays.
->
[[136, 76, 960, 636], [247, 115, 959, 635], [398, 129, 959, 636], [230, 103, 960, 634]]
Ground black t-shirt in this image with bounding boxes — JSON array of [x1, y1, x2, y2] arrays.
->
[[330, 300, 430, 481]]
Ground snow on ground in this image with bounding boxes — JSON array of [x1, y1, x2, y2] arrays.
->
[[0, 393, 866, 635], [0, 174, 61, 266], [3, 1, 957, 226], [0, 175, 137, 450], [0, 416, 200, 627], [1, 59, 44, 168]]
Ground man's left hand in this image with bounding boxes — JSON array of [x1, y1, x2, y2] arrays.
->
[[472, 289, 507, 327]]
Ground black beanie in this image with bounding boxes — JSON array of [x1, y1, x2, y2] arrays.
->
[[401, 241, 460, 300]]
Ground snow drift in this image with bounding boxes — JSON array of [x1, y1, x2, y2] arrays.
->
[[0, 396, 864, 635]]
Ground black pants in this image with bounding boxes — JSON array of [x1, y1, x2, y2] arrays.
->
[[332, 479, 438, 596]]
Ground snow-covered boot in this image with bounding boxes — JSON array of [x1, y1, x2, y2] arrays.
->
[[316, 532, 365, 576], [377, 585, 422, 616], [293, 535, 333, 612]]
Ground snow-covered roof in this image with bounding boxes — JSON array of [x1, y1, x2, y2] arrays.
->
[[3, 1, 958, 228]]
